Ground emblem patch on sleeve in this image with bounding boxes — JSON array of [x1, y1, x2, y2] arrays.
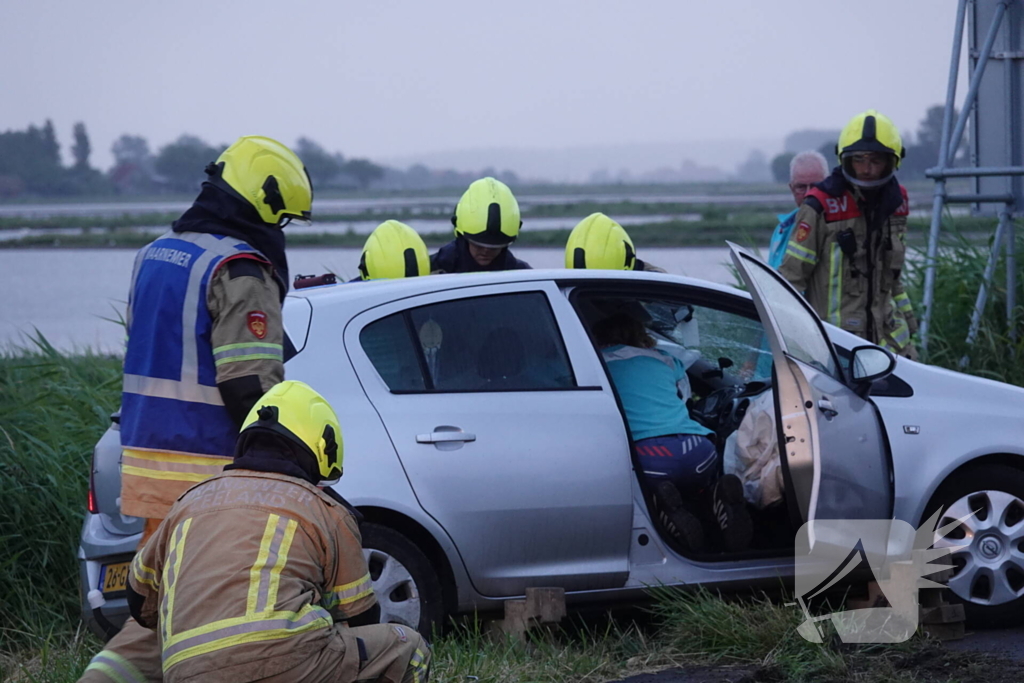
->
[[795, 222, 812, 242], [247, 311, 268, 339]]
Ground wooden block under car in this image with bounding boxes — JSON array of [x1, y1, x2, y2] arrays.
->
[[525, 587, 566, 623]]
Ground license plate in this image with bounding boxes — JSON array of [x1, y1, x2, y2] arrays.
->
[[100, 561, 131, 594]]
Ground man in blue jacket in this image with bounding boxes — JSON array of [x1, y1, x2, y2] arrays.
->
[[767, 151, 828, 269]]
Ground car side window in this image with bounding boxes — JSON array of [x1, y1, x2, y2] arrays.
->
[[359, 313, 427, 392], [737, 257, 840, 379], [360, 292, 577, 392]]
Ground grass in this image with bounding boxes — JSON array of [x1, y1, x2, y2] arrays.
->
[[0, 336, 122, 649], [906, 219, 1024, 385], [3, 588, 1016, 683]]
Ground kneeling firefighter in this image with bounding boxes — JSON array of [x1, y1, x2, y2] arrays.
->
[[84, 381, 430, 683], [564, 212, 666, 273], [430, 177, 532, 272], [353, 220, 431, 281]]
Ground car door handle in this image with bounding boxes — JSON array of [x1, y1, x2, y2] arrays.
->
[[416, 431, 476, 444], [817, 399, 839, 418]]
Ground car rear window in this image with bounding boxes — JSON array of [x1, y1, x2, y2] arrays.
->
[[359, 292, 577, 392]]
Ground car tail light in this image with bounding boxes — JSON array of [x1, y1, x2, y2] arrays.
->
[[87, 449, 99, 514]]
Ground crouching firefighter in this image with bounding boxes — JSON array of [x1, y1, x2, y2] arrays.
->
[[779, 109, 918, 359], [85, 381, 431, 683]]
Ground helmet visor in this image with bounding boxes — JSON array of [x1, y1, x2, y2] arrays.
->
[[841, 152, 895, 189], [279, 213, 312, 228], [464, 236, 510, 249]]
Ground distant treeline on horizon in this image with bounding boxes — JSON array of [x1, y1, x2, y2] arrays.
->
[[0, 105, 959, 200]]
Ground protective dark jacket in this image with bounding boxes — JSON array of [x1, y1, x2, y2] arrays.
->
[[778, 167, 917, 358], [429, 236, 532, 273]]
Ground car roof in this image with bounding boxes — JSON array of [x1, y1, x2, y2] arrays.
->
[[287, 268, 753, 308]]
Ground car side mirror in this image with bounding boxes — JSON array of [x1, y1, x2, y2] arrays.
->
[[850, 345, 897, 396]]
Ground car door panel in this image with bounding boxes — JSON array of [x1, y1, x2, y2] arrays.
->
[[346, 281, 633, 597], [730, 244, 893, 525]]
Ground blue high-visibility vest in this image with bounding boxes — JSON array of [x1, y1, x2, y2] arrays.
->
[[120, 231, 266, 459]]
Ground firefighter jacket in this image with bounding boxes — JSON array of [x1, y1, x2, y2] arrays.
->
[[128, 469, 377, 683], [778, 168, 918, 358], [120, 231, 285, 519]]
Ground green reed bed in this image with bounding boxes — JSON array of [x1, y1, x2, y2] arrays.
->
[[0, 337, 121, 650]]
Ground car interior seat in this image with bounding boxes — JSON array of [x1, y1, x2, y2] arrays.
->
[[476, 327, 526, 389]]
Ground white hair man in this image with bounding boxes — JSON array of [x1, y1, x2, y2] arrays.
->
[[767, 151, 829, 269]]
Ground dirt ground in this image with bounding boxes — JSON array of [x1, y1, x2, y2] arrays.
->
[[610, 633, 1024, 683]]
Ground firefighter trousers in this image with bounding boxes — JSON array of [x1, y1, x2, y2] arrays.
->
[[257, 623, 430, 683]]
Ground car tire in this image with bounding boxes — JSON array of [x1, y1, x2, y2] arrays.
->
[[361, 523, 445, 637], [924, 464, 1024, 627]]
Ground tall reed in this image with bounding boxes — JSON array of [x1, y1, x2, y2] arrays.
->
[[0, 336, 121, 648]]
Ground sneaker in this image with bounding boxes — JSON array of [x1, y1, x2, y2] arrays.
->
[[707, 474, 753, 552], [654, 480, 705, 553]]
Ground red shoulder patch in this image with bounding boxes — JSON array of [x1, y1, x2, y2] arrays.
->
[[247, 311, 268, 339], [894, 185, 910, 216], [808, 187, 861, 222], [216, 253, 270, 273], [795, 222, 812, 242]]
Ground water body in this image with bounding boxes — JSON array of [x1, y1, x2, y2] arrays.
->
[[0, 247, 740, 353], [0, 214, 700, 243], [0, 194, 790, 218]]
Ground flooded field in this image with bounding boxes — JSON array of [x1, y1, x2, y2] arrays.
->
[[1, 246, 739, 352]]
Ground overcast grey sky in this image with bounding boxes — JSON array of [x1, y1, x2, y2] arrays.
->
[[1, 0, 967, 172]]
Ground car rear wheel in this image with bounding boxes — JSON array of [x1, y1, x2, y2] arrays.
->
[[926, 464, 1024, 627], [361, 523, 444, 637]]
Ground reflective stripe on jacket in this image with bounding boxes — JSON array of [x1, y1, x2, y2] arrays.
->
[[120, 231, 267, 517], [778, 169, 917, 358], [129, 470, 377, 683]]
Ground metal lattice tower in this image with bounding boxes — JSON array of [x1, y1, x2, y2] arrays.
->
[[921, 0, 1023, 360]]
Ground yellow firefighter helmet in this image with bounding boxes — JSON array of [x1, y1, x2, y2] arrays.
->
[[358, 220, 430, 280], [240, 381, 343, 483], [565, 213, 637, 270], [836, 110, 905, 188], [451, 177, 521, 247], [208, 136, 313, 226]]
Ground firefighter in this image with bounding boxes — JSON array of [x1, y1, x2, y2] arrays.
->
[[564, 212, 666, 273], [353, 220, 431, 281], [114, 381, 429, 683], [429, 177, 532, 273], [119, 135, 310, 533], [779, 110, 918, 359], [78, 137, 312, 683]]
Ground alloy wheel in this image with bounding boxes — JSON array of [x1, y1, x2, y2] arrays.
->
[[933, 489, 1024, 606], [363, 547, 421, 627]]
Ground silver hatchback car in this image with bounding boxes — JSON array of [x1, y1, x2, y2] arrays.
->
[[80, 245, 1024, 638]]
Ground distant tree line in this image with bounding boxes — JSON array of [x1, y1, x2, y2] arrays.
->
[[769, 105, 969, 183], [0, 122, 521, 199]]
